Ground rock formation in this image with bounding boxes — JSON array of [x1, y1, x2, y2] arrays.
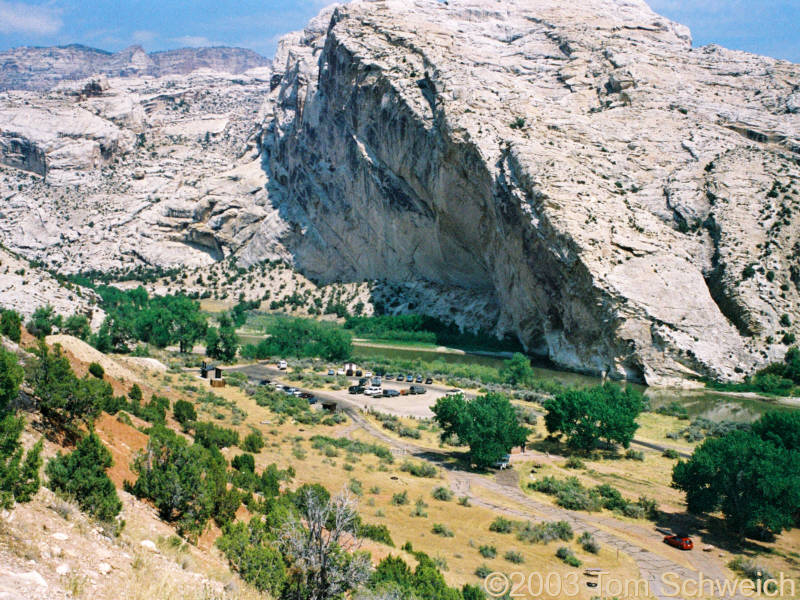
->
[[261, 0, 800, 385], [0, 68, 281, 272], [1, 1, 799, 385], [0, 44, 270, 91]]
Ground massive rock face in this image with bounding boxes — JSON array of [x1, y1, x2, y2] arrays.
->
[[262, 0, 800, 385], [0, 68, 282, 272], [0, 44, 270, 91]]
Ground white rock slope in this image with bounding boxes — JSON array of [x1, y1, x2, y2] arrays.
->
[[262, 0, 800, 384]]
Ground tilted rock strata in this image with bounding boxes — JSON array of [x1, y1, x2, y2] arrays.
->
[[261, 0, 800, 384], [0, 69, 283, 272], [0, 44, 270, 91]]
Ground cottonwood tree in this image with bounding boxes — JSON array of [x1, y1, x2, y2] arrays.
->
[[279, 488, 371, 600], [433, 392, 529, 468], [543, 384, 644, 451]]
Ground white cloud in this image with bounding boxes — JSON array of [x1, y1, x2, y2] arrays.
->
[[0, 0, 62, 35], [171, 35, 222, 47], [132, 29, 157, 44]]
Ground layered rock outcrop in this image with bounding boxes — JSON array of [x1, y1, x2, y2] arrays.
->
[[0, 68, 280, 271], [261, 0, 800, 384], [0, 44, 270, 91]]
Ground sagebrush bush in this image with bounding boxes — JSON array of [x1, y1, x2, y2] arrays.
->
[[400, 460, 437, 478], [504, 550, 524, 564], [489, 516, 514, 533], [431, 486, 453, 501], [432, 523, 454, 537], [556, 546, 581, 567], [578, 531, 600, 553], [516, 520, 573, 544], [478, 545, 496, 558]]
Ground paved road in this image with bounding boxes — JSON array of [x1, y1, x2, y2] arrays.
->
[[226, 362, 735, 600]]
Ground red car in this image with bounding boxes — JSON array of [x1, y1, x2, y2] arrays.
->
[[664, 534, 693, 550]]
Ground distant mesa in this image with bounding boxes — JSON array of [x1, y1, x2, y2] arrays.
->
[[0, 44, 271, 91]]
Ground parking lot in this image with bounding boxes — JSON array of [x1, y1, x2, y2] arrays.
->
[[228, 363, 459, 419]]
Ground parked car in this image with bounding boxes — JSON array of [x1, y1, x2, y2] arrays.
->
[[385, 374, 395, 381], [371, 377, 382, 387], [348, 385, 365, 395], [346, 368, 354, 376], [365, 371, 373, 378], [365, 386, 383, 396], [409, 385, 426, 395], [327, 369, 335, 376], [273, 384, 284, 391], [493, 454, 511, 469], [425, 377, 433, 385], [356, 370, 363, 377], [307, 396, 319, 405], [663, 535, 693, 550], [415, 375, 423, 383], [445, 388, 464, 397], [259, 379, 271, 386], [382, 389, 400, 398], [337, 368, 346, 376], [283, 387, 298, 395], [278, 360, 288, 370], [299, 392, 314, 399], [405, 374, 414, 382], [395, 374, 404, 382]]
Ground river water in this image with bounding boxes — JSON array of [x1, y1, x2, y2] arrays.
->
[[352, 343, 796, 422]]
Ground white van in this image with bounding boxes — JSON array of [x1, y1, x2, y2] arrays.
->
[[278, 360, 288, 370]]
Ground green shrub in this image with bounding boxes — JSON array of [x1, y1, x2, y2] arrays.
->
[[193, 421, 239, 448], [391, 491, 409, 506], [431, 523, 454, 537], [232, 453, 255, 473], [173, 400, 197, 427], [504, 550, 524, 564], [400, 460, 437, 478], [216, 520, 286, 596], [489, 516, 514, 533], [348, 478, 363, 496], [474, 564, 492, 578], [478, 544, 496, 558], [242, 431, 265, 453], [359, 522, 394, 546], [564, 456, 585, 469], [728, 557, 777, 592], [625, 449, 645, 461], [555, 546, 581, 567], [46, 433, 121, 522], [431, 486, 453, 501], [662, 448, 680, 459], [578, 531, 600, 553], [0, 309, 22, 342], [411, 497, 428, 518], [88, 363, 105, 379], [0, 413, 43, 508], [516, 520, 573, 544], [458, 496, 471, 506]]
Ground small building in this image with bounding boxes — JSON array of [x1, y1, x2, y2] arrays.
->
[[201, 361, 225, 386]]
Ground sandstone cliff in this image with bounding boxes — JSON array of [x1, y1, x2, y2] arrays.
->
[[261, 0, 800, 385], [0, 44, 270, 91], [0, 69, 280, 271]]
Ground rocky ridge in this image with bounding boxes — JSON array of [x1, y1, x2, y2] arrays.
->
[[0, 44, 270, 91], [0, 68, 283, 272], [260, 0, 800, 385]]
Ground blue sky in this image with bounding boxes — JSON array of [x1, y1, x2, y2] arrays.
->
[[0, 0, 798, 63]]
